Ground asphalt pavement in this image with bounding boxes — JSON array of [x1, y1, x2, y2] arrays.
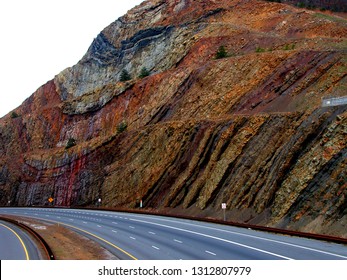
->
[[0, 219, 42, 260], [0, 207, 346, 260]]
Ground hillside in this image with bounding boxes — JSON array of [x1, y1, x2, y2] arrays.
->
[[277, 0, 347, 12], [0, 0, 346, 237]]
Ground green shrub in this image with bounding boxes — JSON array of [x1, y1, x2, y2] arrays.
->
[[139, 67, 150, 78], [65, 138, 76, 149], [120, 69, 131, 82], [11, 111, 19, 119], [117, 121, 128, 133], [297, 2, 306, 8], [215, 46, 228, 59], [284, 43, 296, 50], [256, 47, 266, 53]]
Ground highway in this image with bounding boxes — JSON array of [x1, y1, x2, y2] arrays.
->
[[0, 219, 43, 260], [0, 207, 346, 260]]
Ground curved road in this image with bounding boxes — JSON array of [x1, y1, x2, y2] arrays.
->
[[0, 220, 42, 260], [0, 207, 346, 260]]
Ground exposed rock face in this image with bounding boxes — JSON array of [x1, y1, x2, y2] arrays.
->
[[0, 0, 346, 237]]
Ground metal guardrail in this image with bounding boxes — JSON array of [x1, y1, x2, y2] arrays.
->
[[322, 96, 347, 107]]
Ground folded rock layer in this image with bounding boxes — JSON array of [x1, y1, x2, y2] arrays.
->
[[0, 0, 346, 237]]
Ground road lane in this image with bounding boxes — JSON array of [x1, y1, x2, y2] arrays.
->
[[1, 208, 346, 260], [0, 221, 29, 260], [127, 214, 347, 260], [0, 220, 42, 260]]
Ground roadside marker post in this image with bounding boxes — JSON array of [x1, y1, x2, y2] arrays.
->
[[222, 203, 227, 221]]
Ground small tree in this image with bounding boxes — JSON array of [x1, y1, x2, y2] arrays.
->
[[65, 138, 76, 149], [120, 69, 131, 82], [215, 46, 228, 59], [11, 111, 19, 119], [117, 121, 128, 133], [139, 67, 150, 78]]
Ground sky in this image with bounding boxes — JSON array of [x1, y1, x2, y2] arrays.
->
[[0, 0, 144, 117]]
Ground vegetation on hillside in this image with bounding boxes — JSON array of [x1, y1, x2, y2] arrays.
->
[[266, 0, 347, 12]]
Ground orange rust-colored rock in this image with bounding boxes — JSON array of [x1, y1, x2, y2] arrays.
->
[[0, 0, 346, 237]]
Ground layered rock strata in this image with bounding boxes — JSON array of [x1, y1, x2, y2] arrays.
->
[[0, 0, 346, 237]]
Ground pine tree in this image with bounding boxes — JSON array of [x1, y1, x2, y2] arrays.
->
[[120, 69, 131, 82], [215, 46, 228, 59], [139, 67, 150, 78], [65, 138, 76, 149]]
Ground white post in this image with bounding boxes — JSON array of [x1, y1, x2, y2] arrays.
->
[[222, 203, 227, 221]]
